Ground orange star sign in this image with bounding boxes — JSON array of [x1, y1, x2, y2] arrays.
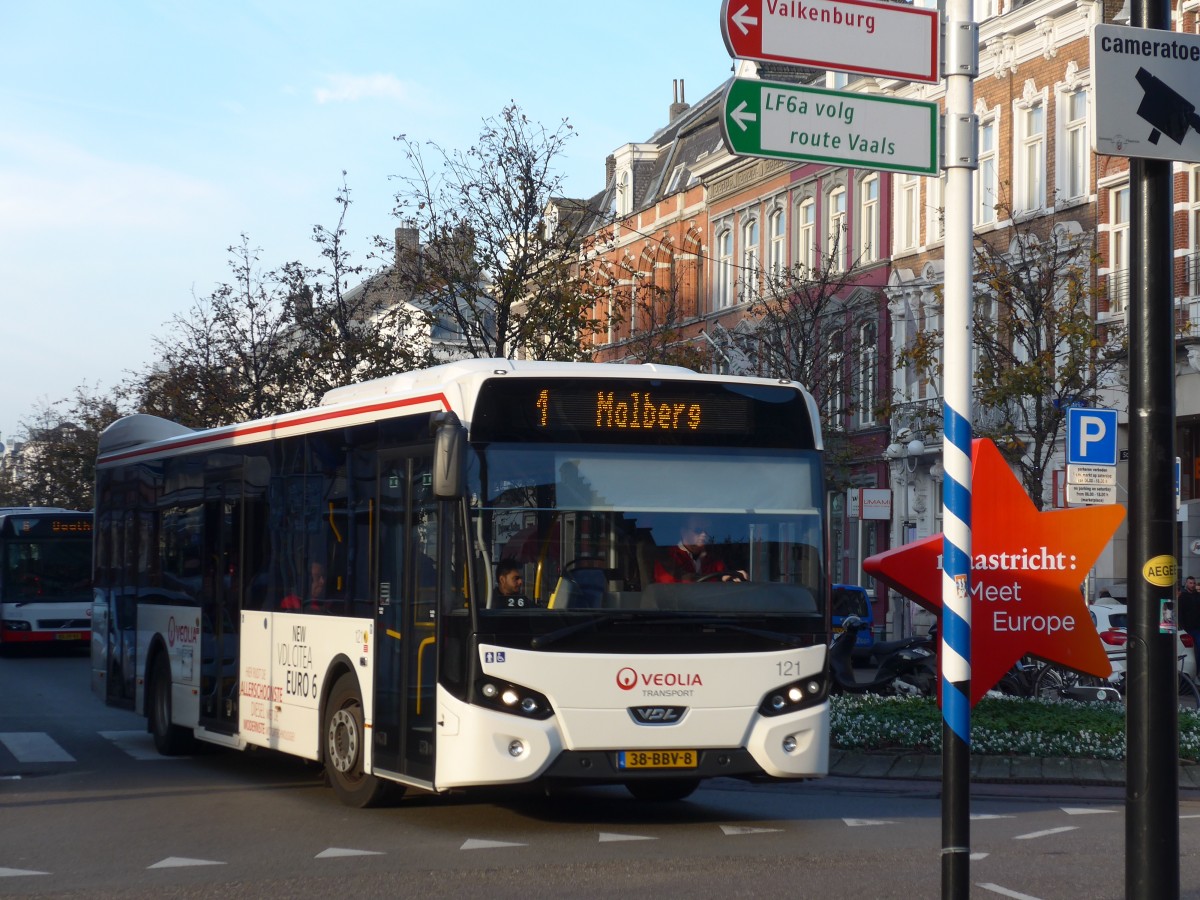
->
[[864, 438, 1124, 706]]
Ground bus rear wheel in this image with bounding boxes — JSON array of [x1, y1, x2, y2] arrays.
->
[[324, 674, 390, 808], [149, 653, 194, 755], [624, 778, 700, 802]]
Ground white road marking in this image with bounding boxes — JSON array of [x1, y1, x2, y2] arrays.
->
[[99, 730, 182, 760], [460, 839, 526, 850], [971, 813, 1015, 820], [1061, 807, 1116, 815], [147, 857, 225, 869], [719, 825, 782, 835], [842, 818, 895, 826], [599, 832, 656, 842], [316, 847, 385, 858], [1014, 826, 1078, 840], [978, 883, 1045, 900], [970, 852, 990, 860], [0, 867, 49, 877], [0, 732, 74, 763]]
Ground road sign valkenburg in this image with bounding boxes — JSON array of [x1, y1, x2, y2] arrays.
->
[[721, 0, 941, 84], [721, 78, 940, 174]]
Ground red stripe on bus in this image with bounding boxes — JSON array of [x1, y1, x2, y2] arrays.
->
[[98, 392, 452, 464]]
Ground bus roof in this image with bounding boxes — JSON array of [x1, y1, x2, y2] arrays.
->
[[98, 359, 819, 465]]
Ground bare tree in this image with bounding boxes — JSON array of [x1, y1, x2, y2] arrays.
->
[[12, 384, 126, 509], [897, 204, 1127, 508], [133, 235, 295, 428], [391, 104, 600, 361], [283, 176, 426, 406]]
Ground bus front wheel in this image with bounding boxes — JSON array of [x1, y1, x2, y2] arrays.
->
[[149, 653, 194, 756], [324, 673, 390, 808]]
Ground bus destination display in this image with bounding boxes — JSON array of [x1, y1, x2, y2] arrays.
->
[[471, 378, 816, 449], [536, 387, 745, 434]]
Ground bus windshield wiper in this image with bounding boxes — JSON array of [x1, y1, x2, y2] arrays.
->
[[680, 617, 805, 647], [530, 612, 636, 650]]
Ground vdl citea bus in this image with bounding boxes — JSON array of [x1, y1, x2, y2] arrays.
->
[[92, 359, 830, 806], [0, 507, 93, 648]]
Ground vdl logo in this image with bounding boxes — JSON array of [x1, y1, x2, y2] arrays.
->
[[629, 706, 687, 725]]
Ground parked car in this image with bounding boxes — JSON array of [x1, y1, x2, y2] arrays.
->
[[1089, 601, 1196, 680], [831, 584, 874, 662]]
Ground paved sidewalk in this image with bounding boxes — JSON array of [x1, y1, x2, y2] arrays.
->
[[829, 748, 1200, 789]]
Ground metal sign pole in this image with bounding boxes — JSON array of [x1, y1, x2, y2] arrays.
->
[[940, 0, 977, 895], [1126, 0, 1180, 891]]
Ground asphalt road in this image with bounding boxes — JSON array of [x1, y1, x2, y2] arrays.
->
[[2, 647, 1198, 899]]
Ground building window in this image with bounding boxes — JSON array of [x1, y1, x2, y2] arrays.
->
[[1014, 96, 1046, 212], [824, 334, 845, 426], [741, 216, 760, 302], [927, 172, 945, 244], [716, 227, 733, 309], [769, 207, 786, 276], [859, 174, 880, 263], [828, 186, 847, 271], [1109, 185, 1130, 314], [616, 170, 632, 216], [857, 321, 878, 427], [1191, 167, 1200, 295], [1059, 87, 1089, 202], [897, 173, 920, 252], [797, 197, 816, 271], [975, 117, 997, 227]]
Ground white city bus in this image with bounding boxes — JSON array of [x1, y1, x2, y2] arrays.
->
[[0, 508, 92, 648], [92, 359, 830, 805]]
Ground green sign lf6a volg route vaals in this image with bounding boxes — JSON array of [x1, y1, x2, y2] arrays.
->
[[722, 78, 940, 175]]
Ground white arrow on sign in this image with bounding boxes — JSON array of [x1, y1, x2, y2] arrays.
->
[[731, 3, 758, 35], [730, 101, 757, 132]]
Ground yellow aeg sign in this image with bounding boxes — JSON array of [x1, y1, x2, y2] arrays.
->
[[1142, 555, 1178, 587]]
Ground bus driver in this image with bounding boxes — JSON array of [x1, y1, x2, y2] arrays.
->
[[653, 518, 746, 583]]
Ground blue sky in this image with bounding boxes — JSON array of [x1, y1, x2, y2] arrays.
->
[[0, 1, 730, 446]]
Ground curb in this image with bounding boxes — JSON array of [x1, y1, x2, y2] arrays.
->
[[830, 749, 1200, 788]]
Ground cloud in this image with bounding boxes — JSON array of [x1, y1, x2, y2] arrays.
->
[[314, 73, 414, 105], [0, 131, 228, 233]]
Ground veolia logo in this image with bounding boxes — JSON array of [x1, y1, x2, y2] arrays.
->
[[1143, 555, 1178, 587], [616, 667, 638, 690]]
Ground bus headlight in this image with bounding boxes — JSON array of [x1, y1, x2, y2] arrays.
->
[[475, 678, 554, 720], [758, 675, 828, 717]]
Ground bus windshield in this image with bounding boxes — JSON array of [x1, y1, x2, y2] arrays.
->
[[470, 443, 824, 617], [3, 537, 93, 604]]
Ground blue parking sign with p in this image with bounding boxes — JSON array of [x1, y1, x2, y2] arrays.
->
[[1067, 407, 1118, 465]]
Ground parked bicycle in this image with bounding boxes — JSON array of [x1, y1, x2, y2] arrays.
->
[[1033, 654, 1199, 710]]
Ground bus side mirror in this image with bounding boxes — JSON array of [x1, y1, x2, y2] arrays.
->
[[431, 411, 466, 499]]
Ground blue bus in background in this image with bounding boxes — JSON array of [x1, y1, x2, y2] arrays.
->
[[831, 584, 874, 660]]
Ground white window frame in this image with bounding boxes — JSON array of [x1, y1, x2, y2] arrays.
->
[[927, 171, 946, 244], [797, 196, 816, 272], [896, 173, 920, 253], [715, 226, 734, 309], [1191, 166, 1200, 295], [741, 215, 760, 303], [768, 206, 787, 276], [1108, 185, 1130, 315], [616, 169, 632, 217], [1013, 83, 1048, 214], [827, 185, 847, 271], [859, 174, 880, 264], [1056, 76, 1090, 205], [975, 110, 999, 227], [856, 321, 878, 427]]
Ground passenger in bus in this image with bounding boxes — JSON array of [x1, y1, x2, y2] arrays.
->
[[653, 518, 746, 583], [280, 562, 328, 612], [495, 557, 536, 607]]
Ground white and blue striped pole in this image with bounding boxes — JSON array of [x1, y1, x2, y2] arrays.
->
[[940, 0, 977, 894]]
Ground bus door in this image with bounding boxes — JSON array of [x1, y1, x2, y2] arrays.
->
[[199, 461, 242, 733], [372, 451, 438, 783]]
